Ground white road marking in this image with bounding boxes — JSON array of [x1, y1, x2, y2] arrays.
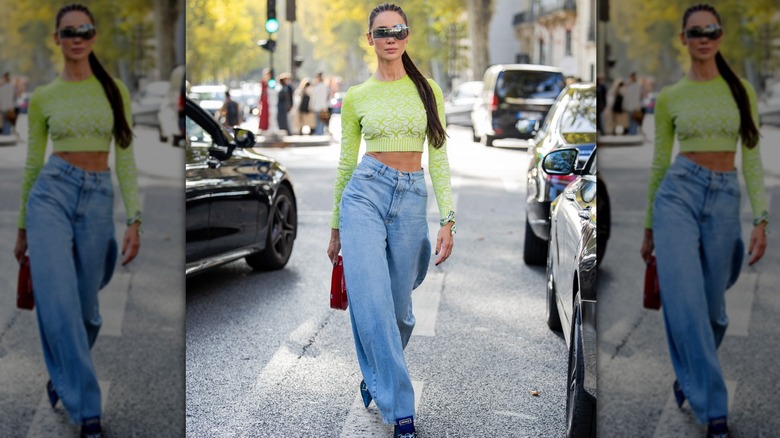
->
[[652, 380, 736, 438], [339, 380, 424, 438], [26, 380, 110, 438], [725, 272, 758, 337], [99, 271, 131, 337], [412, 270, 444, 337]]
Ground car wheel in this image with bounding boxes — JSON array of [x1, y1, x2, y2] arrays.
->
[[481, 133, 495, 147], [566, 295, 596, 438], [523, 218, 548, 265], [472, 126, 480, 143], [546, 240, 562, 331], [596, 179, 610, 263], [245, 184, 297, 270]]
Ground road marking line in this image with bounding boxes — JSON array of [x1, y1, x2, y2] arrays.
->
[[652, 380, 736, 438], [412, 270, 444, 337], [26, 380, 110, 438], [725, 272, 758, 337], [99, 271, 131, 337], [339, 380, 424, 438]]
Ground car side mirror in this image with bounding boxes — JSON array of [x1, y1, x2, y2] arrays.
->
[[234, 128, 256, 148], [542, 148, 579, 175]]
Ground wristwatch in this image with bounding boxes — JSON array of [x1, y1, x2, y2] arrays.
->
[[753, 211, 769, 235], [440, 211, 456, 235]]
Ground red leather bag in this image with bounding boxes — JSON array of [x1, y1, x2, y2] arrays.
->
[[330, 255, 348, 310], [644, 255, 661, 310], [17, 255, 34, 310]]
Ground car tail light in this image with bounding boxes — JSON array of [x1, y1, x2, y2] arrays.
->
[[547, 174, 578, 185], [178, 92, 185, 112], [489, 92, 498, 112]]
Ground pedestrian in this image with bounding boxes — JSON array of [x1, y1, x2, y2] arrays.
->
[[258, 68, 271, 131], [220, 90, 242, 127], [325, 4, 454, 438], [0, 72, 15, 135], [310, 72, 330, 135], [294, 78, 315, 134], [622, 72, 643, 134], [596, 75, 607, 135], [12, 4, 142, 437], [276, 73, 293, 134], [639, 4, 767, 437], [609, 79, 627, 135]]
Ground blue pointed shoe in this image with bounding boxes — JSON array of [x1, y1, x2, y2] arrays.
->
[[673, 380, 685, 409], [394, 416, 417, 438], [360, 380, 372, 408], [707, 416, 729, 438], [46, 380, 59, 409]]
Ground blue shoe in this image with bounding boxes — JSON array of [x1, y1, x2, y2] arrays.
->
[[673, 380, 685, 409], [394, 416, 416, 438], [80, 416, 102, 438], [707, 416, 728, 438], [360, 380, 372, 408], [46, 380, 59, 409]]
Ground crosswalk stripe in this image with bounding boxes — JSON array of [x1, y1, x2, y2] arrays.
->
[[99, 271, 132, 337], [25, 380, 110, 438]]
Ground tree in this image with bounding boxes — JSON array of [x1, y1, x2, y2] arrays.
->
[[466, 0, 494, 81]]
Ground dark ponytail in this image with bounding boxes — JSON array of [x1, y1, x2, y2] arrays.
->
[[56, 4, 133, 149], [369, 3, 448, 149], [683, 4, 759, 148]]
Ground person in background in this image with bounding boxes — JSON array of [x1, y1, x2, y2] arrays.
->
[[294, 78, 314, 134], [310, 72, 330, 135], [0, 72, 15, 135], [622, 72, 643, 135], [276, 73, 293, 134], [220, 90, 242, 127]]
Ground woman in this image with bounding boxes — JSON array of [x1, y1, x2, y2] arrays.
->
[[640, 4, 767, 437], [325, 3, 454, 437], [294, 78, 315, 134], [12, 4, 141, 437]]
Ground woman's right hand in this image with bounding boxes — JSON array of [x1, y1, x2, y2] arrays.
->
[[640, 228, 654, 264], [327, 228, 341, 265], [14, 229, 27, 263]]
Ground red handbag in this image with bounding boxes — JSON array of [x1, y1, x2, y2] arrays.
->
[[330, 255, 348, 310], [17, 255, 34, 310], [644, 255, 661, 310]]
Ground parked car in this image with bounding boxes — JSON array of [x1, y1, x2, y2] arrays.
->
[[524, 83, 597, 265], [329, 92, 346, 114], [158, 65, 186, 146], [759, 82, 780, 127], [444, 80, 483, 127], [542, 146, 601, 438], [472, 64, 565, 146], [189, 84, 228, 117], [185, 97, 297, 276], [15, 92, 30, 113], [131, 80, 170, 127]]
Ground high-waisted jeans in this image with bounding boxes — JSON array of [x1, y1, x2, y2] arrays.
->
[[653, 154, 744, 424], [339, 155, 431, 424], [26, 154, 118, 423]]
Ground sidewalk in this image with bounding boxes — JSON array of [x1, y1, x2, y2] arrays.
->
[[253, 133, 331, 147]]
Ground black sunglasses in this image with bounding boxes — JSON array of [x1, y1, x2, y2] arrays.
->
[[58, 24, 96, 40], [684, 24, 722, 41], [370, 25, 409, 40]]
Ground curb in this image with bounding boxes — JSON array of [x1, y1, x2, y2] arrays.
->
[[598, 134, 645, 147], [254, 134, 332, 148]]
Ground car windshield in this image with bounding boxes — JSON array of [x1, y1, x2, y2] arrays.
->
[[190, 90, 223, 101], [496, 71, 564, 99], [186, 115, 212, 146], [558, 88, 597, 143]]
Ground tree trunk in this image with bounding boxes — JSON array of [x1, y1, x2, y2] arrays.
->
[[467, 0, 494, 81], [154, 0, 181, 80]]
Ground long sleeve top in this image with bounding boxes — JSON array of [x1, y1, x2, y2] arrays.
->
[[330, 75, 453, 229], [645, 75, 767, 229], [18, 75, 141, 229]]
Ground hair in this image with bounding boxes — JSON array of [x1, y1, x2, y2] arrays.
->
[[682, 3, 759, 148], [56, 4, 133, 148], [369, 3, 447, 148]]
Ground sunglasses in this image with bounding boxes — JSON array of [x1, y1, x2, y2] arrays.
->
[[370, 25, 409, 40], [57, 24, 96, 40], [684, 24, 722, 41]]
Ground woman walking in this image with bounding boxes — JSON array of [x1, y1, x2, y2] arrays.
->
[[13, 4, 141, 437], [325, 3, 455, 437], [640, 4, 767, 437]]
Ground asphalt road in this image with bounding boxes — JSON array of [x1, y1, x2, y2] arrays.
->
[[0, 117, 186, 437], [185, 124, 573, 437], [597, 116, 780, 437]]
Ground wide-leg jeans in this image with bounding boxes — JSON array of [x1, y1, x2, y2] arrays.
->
[[26, 154, 118, 423], [339, 154, 431, 424], [653, 154, 744, 424]]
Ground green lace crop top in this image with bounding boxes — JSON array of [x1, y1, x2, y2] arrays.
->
[[18, 75, 141, 229], [645, 75, 767, 229], [330, 75, 453, 229]]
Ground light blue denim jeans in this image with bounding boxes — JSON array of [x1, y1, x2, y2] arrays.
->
[[339, 154, 431, 424], [653, 154, 744, 424], [26, 154, 118, 423]]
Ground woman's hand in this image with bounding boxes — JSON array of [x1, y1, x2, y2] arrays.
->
[[640, 228, 654, 264], [13, 229, 27, 263], [327, 229, 341, 265], [747, 222, 768, 266], [435, 223, 455, 266], [121, 222, 141, 265]]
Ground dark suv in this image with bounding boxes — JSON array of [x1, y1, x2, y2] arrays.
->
[[471, 64, 565, 146]]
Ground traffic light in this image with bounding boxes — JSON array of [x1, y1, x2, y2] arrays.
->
[[258, 39, 276, 52], [266, 0, 279, 33]]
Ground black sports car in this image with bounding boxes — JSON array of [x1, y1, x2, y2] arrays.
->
[[185, 97, 297, 276]]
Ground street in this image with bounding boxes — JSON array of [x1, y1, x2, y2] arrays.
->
[[598, 116, 780, 437], [185, 124, 572, 437], [0, 116, 185, 437]]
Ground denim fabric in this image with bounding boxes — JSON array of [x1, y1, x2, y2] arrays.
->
[[2, 116, 11, 135], [653, 154, 744, 424], [339, 154, 431, 424], [26, 154, 118, 423]]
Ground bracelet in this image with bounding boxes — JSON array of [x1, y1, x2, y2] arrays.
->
[[449, 223, 457, 235], [440, 211, 455, 227], [753, 211, 769, 227]]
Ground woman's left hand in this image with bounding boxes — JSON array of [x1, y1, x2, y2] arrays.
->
[[435, 223, 454, 266], [122, 222, 141, 265], [747, 222, 767, 266]]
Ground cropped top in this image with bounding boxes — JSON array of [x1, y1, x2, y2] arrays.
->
[[330, 75, 453, 229], [18, 75, 141, 229], [645, 75, 767, 229]]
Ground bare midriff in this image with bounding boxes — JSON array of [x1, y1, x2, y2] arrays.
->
[[680, 151, 736, 172], [366, 151, 423, 172], [53, 151, 110, 172]]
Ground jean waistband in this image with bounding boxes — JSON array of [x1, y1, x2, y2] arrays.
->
[[359, 154, 425, 181], [47, 154, 112, 182], [672, 154, 738, 183]]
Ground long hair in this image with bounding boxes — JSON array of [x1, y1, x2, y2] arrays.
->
[[369, 3, 447, 149], [682, 4, 759, 148], [56, 3, 133, 148]]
